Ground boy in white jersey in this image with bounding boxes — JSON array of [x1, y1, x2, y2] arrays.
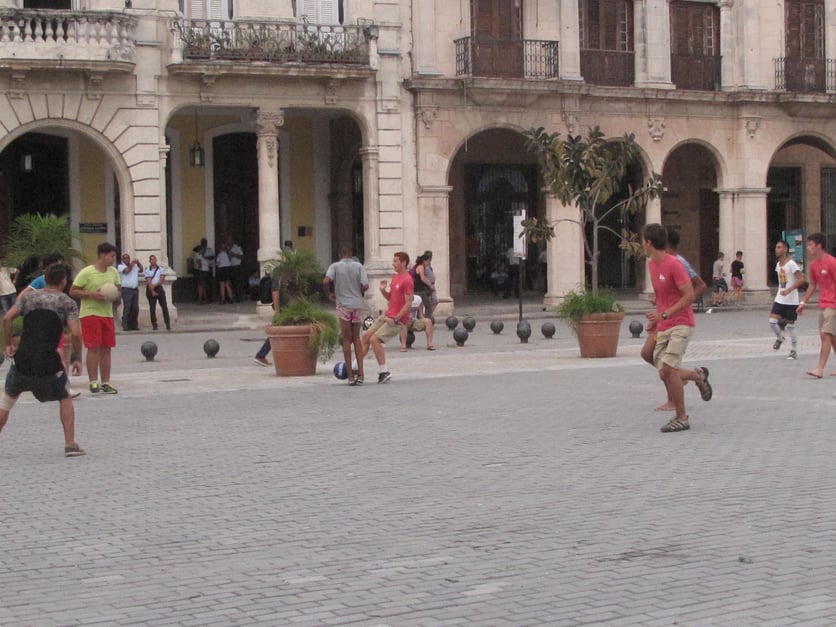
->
[[769, 240, 804, 359]]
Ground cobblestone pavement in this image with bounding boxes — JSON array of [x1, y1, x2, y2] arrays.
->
[[2, 309, 836, 626]]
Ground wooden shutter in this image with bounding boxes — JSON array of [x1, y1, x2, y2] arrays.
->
[[786, 0, 824, 59], [580, 0, 632, 51], [671, 2, 718, 56]]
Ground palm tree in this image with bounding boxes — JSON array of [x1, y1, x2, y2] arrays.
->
[[1, 213, 84, 277]]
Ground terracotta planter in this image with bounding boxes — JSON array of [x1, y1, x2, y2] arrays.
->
[[265, 324, 317, 376], [574, 311, 625, 358]]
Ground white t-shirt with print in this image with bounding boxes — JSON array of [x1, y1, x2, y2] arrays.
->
[[775, 258, 802, 305]]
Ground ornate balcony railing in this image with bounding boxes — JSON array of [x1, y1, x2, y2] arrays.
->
[[580, 49, 634, 87], [175, 19, 372, 65], [671, 53, 721, 91], [0, 9, 136, 63], [455, 37, 559, 79], [774, 57, 836, 93]]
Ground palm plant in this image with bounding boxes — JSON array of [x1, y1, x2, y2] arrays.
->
[[1, 213, 84, 274], [263, 249, 324, 300], [523, 126, 664, 296]]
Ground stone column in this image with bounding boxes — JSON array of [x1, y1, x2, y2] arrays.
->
[[360, 146, 381, 263], [255, 110, 284, 268], [734, 188, 770, 294], [636, 0, 672, 88], [417, 185, 453, 315], [717, 189, 735, 269], [157, 144, 170, 268], [558, 0, 582, 81], [544, 196, 584, 306], [643, 197, 663, 295], [719, 0, 735, 90]]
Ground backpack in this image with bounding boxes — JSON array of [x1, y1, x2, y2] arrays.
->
[[259, 275, 273, 304]]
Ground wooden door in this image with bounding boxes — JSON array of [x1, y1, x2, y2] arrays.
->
[[471, 0, 524, 78]]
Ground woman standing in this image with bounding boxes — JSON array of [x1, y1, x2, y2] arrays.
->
[[144, 255, 171, 331], [215, 241, 234, 304]]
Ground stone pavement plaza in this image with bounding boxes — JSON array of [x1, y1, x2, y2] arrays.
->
[[2, 309, 836, 626]]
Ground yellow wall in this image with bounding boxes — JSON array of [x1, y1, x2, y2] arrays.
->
[[77, 135, 107, 263], [286, 118, 315, 252]]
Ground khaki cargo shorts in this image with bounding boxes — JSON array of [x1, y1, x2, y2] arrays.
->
[[820, 308, 836, 335], [653, 324, 694, 370]]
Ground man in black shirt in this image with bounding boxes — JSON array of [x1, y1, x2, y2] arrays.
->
[[1, 264, 85, 457]]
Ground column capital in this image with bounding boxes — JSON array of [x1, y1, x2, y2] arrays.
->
[[418, 185, 453, 197], [255, 110, 284, 136], [359, 146, 379, 160], [715, 187, 770, 199]]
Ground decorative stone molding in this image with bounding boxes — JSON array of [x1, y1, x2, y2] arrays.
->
[[324, 79, 338, 105], [647, 117, 665, 142], [137, 93, 156, 108], [417, 107, 437, 130], [255, 110, 285, 135], [562, 111, 578, 134], [9, 72, 27, 99], [744, 117, 761, 139], [199, 74, 217, 103], [85, 72, 104, 100]]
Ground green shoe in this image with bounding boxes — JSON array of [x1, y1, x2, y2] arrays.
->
[[89, 382, 100, 394], [100, 382, 118, 395]]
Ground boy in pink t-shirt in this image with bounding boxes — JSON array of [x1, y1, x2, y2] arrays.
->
[[797, 232, 836, 378], [643, 224, 713, 433]]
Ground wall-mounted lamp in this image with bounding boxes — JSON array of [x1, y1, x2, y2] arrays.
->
[[189, 107, 205, 167], [21, 154, 33, 172]]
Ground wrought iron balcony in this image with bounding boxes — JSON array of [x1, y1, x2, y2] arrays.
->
[[175, 19, 372, 65], [0, 9, 136, 66], [774, 57, 836, 93], [454, 37, 559, 80], [580, 49, 634, 87], [671, 53, 721, 91]]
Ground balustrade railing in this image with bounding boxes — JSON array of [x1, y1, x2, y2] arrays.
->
[[455, 37, 559, 80], [774, 57, 836, 93], [176, 19, 371, 64], [671, 53, 721, 91], [0, 9, 135, 62]]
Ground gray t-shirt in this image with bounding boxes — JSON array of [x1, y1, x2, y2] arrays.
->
[[325, 258, 369, 309]]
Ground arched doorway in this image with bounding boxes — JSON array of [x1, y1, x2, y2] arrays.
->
[[661, 143, 720, 283], [448, 128, 543, 297]]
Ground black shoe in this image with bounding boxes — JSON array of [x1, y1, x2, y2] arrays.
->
[[377, 371, 392, 384]]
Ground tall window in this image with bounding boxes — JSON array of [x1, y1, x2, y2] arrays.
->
[[786, 0, 824, 60], [579, 0, 633, 51], [671, 1, 719, 57], [298, 0, 344, 24]]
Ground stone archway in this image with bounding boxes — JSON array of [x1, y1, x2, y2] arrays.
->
[[661, 143, 720, 283]]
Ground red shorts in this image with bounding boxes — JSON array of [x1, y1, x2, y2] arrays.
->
[[81, 316, 116, 349]]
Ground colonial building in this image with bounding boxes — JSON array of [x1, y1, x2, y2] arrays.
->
[[1, 0, 835, 312]]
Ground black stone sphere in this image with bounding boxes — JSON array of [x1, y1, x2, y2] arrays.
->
[[445, 315, 459, 330], [141, 340, 158, 361], [541, 322, 556, 339], [406, 330, 416, 348], [453, 327, 469, 346], [203, 338, 220, 357], [462, 316, 476, 332], [490, 320, 504, 334], [516, 320, 532, 344], [629, 320, 644, 338]]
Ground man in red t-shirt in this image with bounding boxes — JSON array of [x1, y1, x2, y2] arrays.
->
[[643, 223, 713, 433], [797, 232, 836, 378], [361, 251, 414, 384]]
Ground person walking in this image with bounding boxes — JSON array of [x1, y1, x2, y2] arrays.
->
[[769, 240, 804, 360], [729, 251, 745, 306], [69, 242, 121, 395], [643, 223, 712, 433], [323, 247, 369, 385], [144, 255, 171, 331], [797, 232, 836, 378], [252, 271, 280, 368], [0, 262, 17, 313], [1, 264, 85, 456], [360, 252, 414, 384], [711, 251, 728, 306], [117, 253, 143, 331]]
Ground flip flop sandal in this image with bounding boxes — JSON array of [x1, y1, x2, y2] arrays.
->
[[696, 367, 712, 401], [661, 419, 690, 433]]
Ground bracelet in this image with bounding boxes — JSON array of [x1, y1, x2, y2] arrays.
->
[[799, 301, 806, 306]]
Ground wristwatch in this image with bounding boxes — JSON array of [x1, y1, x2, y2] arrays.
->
[[661, 311, 669, 320]]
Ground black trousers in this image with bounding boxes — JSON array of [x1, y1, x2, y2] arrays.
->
[[146, 287, 171, 330], [121, 287, 139, 330]]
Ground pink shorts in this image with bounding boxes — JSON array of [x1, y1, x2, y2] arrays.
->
[[731, 277, 744, 288], [336, 304, 363, 324], [81, 316, 116, 349]]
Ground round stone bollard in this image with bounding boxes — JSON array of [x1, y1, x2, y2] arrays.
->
[[462, 316, 476, 332], [445, 315, 459, 331], [453, 327, 469, 346], [203, 338, 220, 358], [629, 320, 644, 338], [516, 320, 532, 344], [541, 322, 556, 339], [490, 320, 504, 335], [141, 340, 158, 361]]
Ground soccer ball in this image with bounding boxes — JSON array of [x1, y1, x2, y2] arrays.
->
[[99, 282, 121, 302], [333, 362, 348, 380]]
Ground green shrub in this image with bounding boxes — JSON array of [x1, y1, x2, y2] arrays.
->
[[272, 298, 340, 362], [555, 288, 623, 330]]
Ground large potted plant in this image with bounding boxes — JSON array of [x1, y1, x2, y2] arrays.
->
[[523, 126, 664, 357], [263, 250, 340, 376], [555, 288, 624, 358]]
